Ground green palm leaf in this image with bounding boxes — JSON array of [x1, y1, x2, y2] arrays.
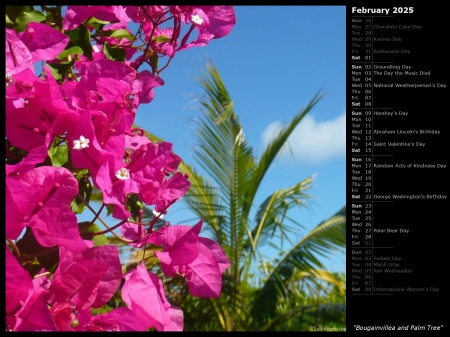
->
[[250, 206, 346, 323], [247, 176, 314, 255]]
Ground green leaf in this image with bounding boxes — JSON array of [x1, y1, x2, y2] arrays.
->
[[6, 6, 35, 24], [153, 35, 170, 43], [56, 46, 85, 61], [48, 143, 68, 167], [84, 16, 110, 32], [100, 29, 135, 42], [90, 224, 108, 246], [65, 25, 92, 60], [106, 204, 114, 216], [6, 15, 15, 27], [15, 10, 46, 32], [103, 42, 126, 62], [148, 53, 159, 72], [126, 194, 144, 222], [78, 221, 108, 247], [46, 60, 75, 82], [71, 175, 92, 214]]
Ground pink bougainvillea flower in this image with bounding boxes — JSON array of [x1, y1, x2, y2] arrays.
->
[[47, 261, 108, 311], [6, 67, 78, 152], [6, 246, 34, 330], [151, 219, 230, 298], [120, 221, 144, 244], [68, 59, 147, 147], [6, 247, 58, 331], [92, 136, 185, 220], [94, 158, 138, 219], [5, 144, 48, 178], [67, 110, 112, 177], [6, 22, 69, 76], [50, 301, 78, 331], [133, 70, 164, 105], [79, 307, 147, 331], [141, 171, 191, 213], [148, 220, 202, 265], [6, 166, 86, 252], [126, 5, 167, 24], [6, 28, 34, 75], [48, 245, 123, 310], [14, 287, 59, 332], [63, 6, 130, 31], [122, 262, 184, 331], [177, 6, 236, 51], [74, 44, 108, 76], [188, 6, 236, 39], [18, 22, 69, 62]]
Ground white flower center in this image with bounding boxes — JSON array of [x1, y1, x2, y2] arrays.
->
[[191, 14, 204, 25], [73, 136, 90, 150], [116, 167, 130, 180]]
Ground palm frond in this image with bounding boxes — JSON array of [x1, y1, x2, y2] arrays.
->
[[246, 176, 314, 255], [258, 302, 346, 331], [242, 92, 323, 224], [250, 206, 346, 322], [192, 61, 256, 282]]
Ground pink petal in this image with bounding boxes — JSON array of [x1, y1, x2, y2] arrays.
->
[[19, 22, 69, 61], [199, 6, 236, 38], [82, 307, 147, 331], [199, 237, 231, 273], [14, 288, 58, 331], [133, 70, 164, 104], [63, 6, 130, 31], [154, 220, 202, 266], [5, 246, 33, 325], [6, 145, 48, 177], [30, 207, 87, 252], [183, 241, 223, 298], [54, 245, 123, 308], [154, 172, 191, 212], [47, 260, 107, 310], [5, 28, 34, 74], [122, 262, 183, 331]]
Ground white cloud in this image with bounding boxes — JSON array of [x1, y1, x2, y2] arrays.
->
[[261, 112, 346, 165]]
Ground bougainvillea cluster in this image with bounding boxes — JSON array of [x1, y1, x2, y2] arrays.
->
[[5, 5, 235, 331]]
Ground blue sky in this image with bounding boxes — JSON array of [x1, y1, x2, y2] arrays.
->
[[132, 6, 347, 272]]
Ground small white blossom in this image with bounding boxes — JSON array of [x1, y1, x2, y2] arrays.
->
[[191, 14, 204, 25], [116, 167, 130, 180], [73, 136, 90, 150]]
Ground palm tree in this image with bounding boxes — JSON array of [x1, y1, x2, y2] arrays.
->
[[139, 61, 346, 331]]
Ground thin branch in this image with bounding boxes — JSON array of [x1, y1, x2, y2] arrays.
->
[[6, 238, 20, 260], [76, 194, 133, 243]]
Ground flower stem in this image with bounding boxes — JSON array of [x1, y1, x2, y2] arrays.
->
[[34, 271, 51, 279], [81, 219, 127, 237], [77, 194, 133, 243], [6, 238, 20, 260]]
